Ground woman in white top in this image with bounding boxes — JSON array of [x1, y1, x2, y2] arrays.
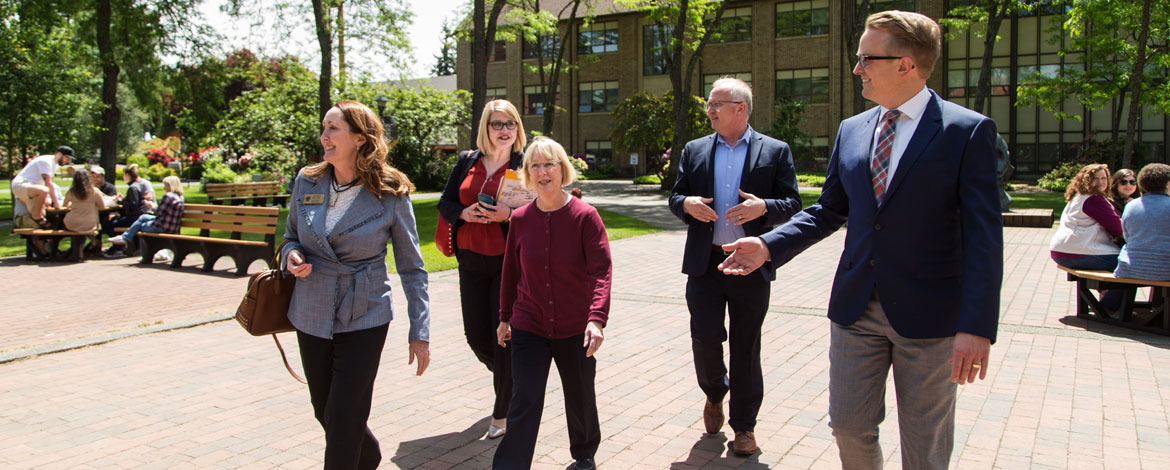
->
[[1049, 163, 1123, 271]]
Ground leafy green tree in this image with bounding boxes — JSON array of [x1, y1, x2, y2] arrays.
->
[[763, 98, 814, 169], [940, 1, 1028, 115], [468, 0, 511, 138], [431, 17, 458, 76], [0, 1, 95, 174], [1017, 0, 1169, 168], [505, 0, 590, 136], [610, 91, 705, 173], [616, 0, 726, 190]]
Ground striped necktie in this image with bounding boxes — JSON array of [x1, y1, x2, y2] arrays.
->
[[871, 110, 902, 205]]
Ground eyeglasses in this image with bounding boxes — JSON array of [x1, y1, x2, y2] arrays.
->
[[1120, 179, 1136, 185], [706, 100, 743, 111], [856, 55, 903, 68], [489, 120, 518, 131]]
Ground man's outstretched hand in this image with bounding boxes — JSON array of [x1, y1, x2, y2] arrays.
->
[[717, 237, 769, 275]]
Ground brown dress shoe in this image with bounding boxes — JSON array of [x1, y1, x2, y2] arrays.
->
[[702, 400, 724, 434], [732, 431, 758, 455]]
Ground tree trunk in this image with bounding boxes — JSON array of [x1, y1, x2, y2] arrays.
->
[[972, 4, 1007, 115], [97, 0, 120, 182], [1111, 88, 1126, 142], [1122, 0, 1152, 169], [470, 0, 506, 146], [311, 0, 333, 121], [337, 2, 346, 93], [661, 0, 726, 190], [540, 0, 583, 136]]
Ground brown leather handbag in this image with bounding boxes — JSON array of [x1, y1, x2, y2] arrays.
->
[[235, 241, 305, 383]]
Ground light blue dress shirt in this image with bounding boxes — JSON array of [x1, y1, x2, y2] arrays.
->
[[712, 126, 753, 245]]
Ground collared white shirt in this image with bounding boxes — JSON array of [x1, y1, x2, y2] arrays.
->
[[869, 86, 931, 193], [712, 126, 753, 245]]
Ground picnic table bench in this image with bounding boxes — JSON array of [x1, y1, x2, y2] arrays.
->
[[1057, 265, 1170, 335], [205, 181, 289, 207], [11, 204, 124, 261], [135, 203, 280, 276]]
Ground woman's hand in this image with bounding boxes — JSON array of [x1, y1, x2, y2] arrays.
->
[[408, 340, 430, 376], [286, 249, 313, 277], [497, 321, 511, 347], [477, 201, 511, 223], [460, 204, 484, 223], [583, 320, 604, 357]]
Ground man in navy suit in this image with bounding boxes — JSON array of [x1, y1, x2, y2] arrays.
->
[[719, 11, 1002, 469], [668, 77, 802, 455]]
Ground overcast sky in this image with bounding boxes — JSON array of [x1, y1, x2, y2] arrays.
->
[[197, 0, 466, 80]]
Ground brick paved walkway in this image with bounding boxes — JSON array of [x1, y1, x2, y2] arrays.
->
[[2, 183, 1169, 469]]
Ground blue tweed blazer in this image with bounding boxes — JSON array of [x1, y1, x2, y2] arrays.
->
[[281, 169, 430, 341]]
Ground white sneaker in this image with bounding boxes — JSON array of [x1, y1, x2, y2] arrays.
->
[[153, 249, 174, 263], [109, 235, 126, 245]]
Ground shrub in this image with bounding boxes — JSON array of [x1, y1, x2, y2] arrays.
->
[[127, 154, 150, 169], [1037, 161, 1084, 192], [248, 144, 300, 177], [201, 165, 238, 186], [633, 174, 662, 185], [796, 173, 826, 187], [146, 163, 177, 182], [569, 155, 589, 175], [583, 164, 616, 180]]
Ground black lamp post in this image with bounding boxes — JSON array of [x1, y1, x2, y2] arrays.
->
[[373, 95, 397, 143]]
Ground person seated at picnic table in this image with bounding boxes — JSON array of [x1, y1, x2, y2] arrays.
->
[[109, 175, 184, 248], [1114, 163, 1170, 281], [89, 165, 118, 197], [102, 163, 154, 254], [1108, 168, 1141, 218], [63, 169, 106, 233], [1049, 163, 1123, 271], [11, 146, 73, 228]]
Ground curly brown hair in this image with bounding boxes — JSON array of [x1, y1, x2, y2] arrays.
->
[[1137, 163, 1170, 194], [303, 100, 414, 197], [1064, 163, 1110, 201]]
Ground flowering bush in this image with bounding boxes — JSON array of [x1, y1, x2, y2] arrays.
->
[[145, 147, 174, 166]]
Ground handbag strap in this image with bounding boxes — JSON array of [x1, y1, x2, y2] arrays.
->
[[272, 334, 307, 384]]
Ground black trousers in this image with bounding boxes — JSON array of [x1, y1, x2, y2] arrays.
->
[[297, 324, 388, 470], [685, 248, 770, 433], [102, 215, 136, 237], [493, 329, 600, 469], [457, 249, 513, 420]]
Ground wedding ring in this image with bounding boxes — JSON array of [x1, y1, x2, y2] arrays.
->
[[971, 363, 981, 369]]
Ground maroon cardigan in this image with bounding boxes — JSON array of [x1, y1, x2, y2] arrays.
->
[[500, 196, 612, 338]]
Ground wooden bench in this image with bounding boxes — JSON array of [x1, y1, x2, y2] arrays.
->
[[12, 229, 99, 261], [136, 204, 280, 276], [1057, 265, 1170, 335], [205, 181, 289, 207]]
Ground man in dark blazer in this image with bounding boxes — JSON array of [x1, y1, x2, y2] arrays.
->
[[719, 11, 1002, 469], [668, 77, 802, 455]]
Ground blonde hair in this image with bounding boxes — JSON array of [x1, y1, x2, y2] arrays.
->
[[865, 11, 942, 79], [476, 100, 526, 155], [163, 175, 183, 196], [521, 136, 576, 190], [124, 163, 139, 180], [303, 100, 414, 197], [1065, 163, 1110, 201]]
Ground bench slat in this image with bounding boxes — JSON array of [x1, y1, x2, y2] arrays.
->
[[182, 221, 277, 235], [13, 229, 97, 236], [139, 232, 268, 246], [1056, 265, 1170, 288], [183, 212, 279, 225], [183, 203, 279, 216]]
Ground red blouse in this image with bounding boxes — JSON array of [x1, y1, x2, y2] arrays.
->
[[457, 158, 509, 255]]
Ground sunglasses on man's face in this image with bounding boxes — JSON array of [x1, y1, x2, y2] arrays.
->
[[1120, 179, 1136, 185], [489, 120, 518, 131]]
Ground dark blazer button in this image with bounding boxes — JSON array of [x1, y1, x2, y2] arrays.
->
[[874, 223, 882, 231], [869, 259, 875, 266]]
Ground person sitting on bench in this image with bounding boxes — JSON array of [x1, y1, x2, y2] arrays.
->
[[1115, 163, 1170, 282], [109, 176, 184, 249]]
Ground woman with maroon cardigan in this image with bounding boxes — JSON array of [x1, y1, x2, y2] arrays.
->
[[1049, 163, 1123, 270], [493, 137, 612, 470]]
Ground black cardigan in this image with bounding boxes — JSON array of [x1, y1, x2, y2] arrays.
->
[[437, 149, 525, 247]]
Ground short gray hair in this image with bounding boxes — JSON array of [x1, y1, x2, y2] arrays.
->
[[711, 77, 753, 115]]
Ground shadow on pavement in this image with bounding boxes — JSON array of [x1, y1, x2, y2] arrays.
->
[[1057, 315, 1170, 350], [670, 433, 772, 469], [391, 416, 496, 469]]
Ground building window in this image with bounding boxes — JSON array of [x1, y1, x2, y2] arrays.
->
[[579, 81, 619, 113], [523, 85, 560, 115], [578, 21, 618, 54], [775, 68, 829, 104], [643, 24, 672, 76], [585, 141, 613, 165], [489, 40, 507, 62], [485, 87, 507, 102], [866, 0, 915, 15], [776, 1, 829, 38], [709, 7, 752, 43], [703, 73, 752, 98], [524, 34, 559, 59]]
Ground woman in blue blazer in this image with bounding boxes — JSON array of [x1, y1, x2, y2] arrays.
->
[[282, 101, 431, 470]]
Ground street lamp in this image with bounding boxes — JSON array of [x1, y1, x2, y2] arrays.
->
[[374, 95, 388, 116], [373, 95, 397, 143]]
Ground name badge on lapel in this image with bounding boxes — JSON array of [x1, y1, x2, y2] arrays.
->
[[304, 193, 326, 205]]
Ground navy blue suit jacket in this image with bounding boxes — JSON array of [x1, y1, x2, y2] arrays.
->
[[669, 130, 802, 281], [761, 91, 1003, 341]]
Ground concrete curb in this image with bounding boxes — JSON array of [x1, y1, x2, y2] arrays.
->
[[0, 312, 234, 364]]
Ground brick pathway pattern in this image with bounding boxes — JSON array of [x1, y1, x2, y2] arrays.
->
[[2, 180, 1169, 469]]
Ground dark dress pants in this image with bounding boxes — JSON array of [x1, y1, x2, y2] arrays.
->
[[493, 329, 600, 469], [102, 215, 136, 237], [297, 324, 388, 470], [457, 249, 513, 420], [686, 249, 770, 433]]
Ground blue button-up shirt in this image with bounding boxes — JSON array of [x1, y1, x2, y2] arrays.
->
[[712, 126, 753, 245]]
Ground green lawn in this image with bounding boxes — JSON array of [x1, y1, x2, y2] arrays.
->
[[796, 188, 1067, 214]]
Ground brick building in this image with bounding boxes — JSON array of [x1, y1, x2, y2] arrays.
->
[[455, 0, 1168, 178]]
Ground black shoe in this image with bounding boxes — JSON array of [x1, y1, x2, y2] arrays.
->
[[574, 459, 596, 470], [103, 248, 125, 259]]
